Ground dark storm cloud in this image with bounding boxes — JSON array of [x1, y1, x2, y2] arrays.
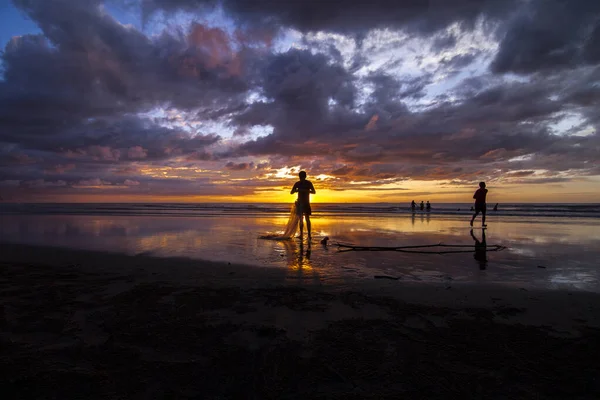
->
[[491, 0, 600, 74], [366, 73, 423, 106], [225, 161, 253, 171], [228, 64, 598, 184], [508, 176, 575, 185], [44, 163, 76, 174], [2, 0, 257, 139], [230, 44, 574, 172], [2, 0, 600, 200], [506, 170, 536, 178], [431, 33, 458, 52], [262, 49, 356, 109], [0, 113, 220, 180], [260, 75, 556, 162], [55, 117, 221, 161], [441, 53, 479, 70], [1, 0, 260, 192], [141, 0, 517, 35], [331, 165, 354, 176], [231, 48, 362, 147]]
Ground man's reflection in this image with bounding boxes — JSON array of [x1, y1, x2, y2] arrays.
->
[[470, 229, 487, 270], [303, 241, 311, 261], [281, 239, 313, 271]]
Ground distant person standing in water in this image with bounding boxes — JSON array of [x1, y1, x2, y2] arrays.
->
[[426, 201, 431, 211], [470, 182, 488, 227], [411, 200, 417, 212], [420, 201, 425, 211], [290, 171, 316, 239], [493, 203, 498, 211]]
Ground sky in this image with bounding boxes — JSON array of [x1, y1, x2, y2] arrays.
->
[[0, 0, 599, 203]]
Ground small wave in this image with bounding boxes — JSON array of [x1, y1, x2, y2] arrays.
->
[[1, 202, 599, 218]]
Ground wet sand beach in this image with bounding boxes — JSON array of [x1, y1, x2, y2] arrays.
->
[[1, 211, 599, 290], [2, 242, 600, 399]]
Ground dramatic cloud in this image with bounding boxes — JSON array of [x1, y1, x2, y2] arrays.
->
[[0, 0, 599, 201], [225, 161, 253, 171], [141, 0, 518, 35], [491, 0, 600, 74]]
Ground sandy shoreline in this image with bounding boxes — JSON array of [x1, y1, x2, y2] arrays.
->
[[2, 243, 600, 398], [2, 212, 600, 292]]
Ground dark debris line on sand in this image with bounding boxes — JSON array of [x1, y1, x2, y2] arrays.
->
[[1, 262, 600, 399], [336, 242, 507, 254]]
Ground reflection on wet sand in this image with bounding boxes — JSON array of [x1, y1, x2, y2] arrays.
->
[[1, 213, 599, 290], [280, 239, 321, 284], [471, 229, 488, 270]]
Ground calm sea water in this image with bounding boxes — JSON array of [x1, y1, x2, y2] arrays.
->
[[1, 202, 600, 291], [1, 202, 599, 218]]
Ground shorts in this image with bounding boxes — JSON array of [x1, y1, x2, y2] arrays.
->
[[474, 203, 486, 214], [296, 202, 312, 216]]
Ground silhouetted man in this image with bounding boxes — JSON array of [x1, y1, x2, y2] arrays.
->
[[290, 171, 316, 240], [420, 201, 424, 211], [426, 201, 431, 211], [470, 182, 488, 227], [411, 200, 416, 212]]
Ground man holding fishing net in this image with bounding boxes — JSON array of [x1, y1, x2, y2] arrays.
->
[[291, 171, 316, 240]]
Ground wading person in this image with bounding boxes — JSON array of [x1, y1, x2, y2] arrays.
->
[[290, 171, 316, 240]]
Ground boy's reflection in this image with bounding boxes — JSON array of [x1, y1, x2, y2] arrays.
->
[[470, 229, 488, 270]]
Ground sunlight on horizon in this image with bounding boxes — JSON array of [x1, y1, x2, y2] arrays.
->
[[10, 177, 599, 203]]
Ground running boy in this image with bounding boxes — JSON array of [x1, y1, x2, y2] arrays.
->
[[470, 182, 488, 227]]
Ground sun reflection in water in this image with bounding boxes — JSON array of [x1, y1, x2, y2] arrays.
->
[[1, 213, 600, 291]]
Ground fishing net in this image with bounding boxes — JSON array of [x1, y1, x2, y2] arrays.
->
[[259, 202, 300, 240]]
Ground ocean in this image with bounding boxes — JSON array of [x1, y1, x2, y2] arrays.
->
[[1, 202, 599, 291]]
